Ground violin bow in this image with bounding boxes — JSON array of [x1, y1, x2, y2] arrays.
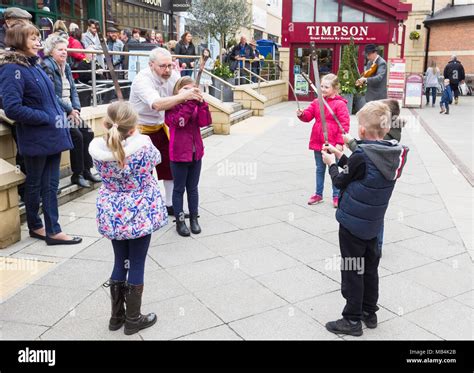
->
[[310, 42, 329, 146], [300, 71, 346, 135]]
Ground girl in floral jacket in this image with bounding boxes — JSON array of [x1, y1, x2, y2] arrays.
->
[[89, 102, 167, 335]]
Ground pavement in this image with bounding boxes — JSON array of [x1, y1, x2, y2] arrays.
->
[[0, 101, 472, 341]]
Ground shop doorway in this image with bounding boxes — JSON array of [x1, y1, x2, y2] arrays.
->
[[291, 44, 336, 101]]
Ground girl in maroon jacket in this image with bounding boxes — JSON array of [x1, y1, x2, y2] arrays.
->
[[297, 74, 350, 208], [165, 76, 212, 237]]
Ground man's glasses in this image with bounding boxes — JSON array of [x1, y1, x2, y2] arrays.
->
[[157, 64, 174, 70]]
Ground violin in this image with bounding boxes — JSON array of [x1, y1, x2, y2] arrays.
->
[[355, 62, 378, 87]]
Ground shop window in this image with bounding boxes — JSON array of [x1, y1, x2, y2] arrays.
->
[[365, 13, 385, 23], [268, 33, 279, 43], [292, 0, 314, 22], [341, 5, 363, 22], [60, 0, 73, 17], [13, 0, 36, 9], [316, 0, 338, 22], [254, 29, 263, 41]]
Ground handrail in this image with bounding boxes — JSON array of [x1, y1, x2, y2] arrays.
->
[[64, 48, 282, 105], [201, 70, 235, 89], [242, 67, 267, 82], [67, 48, 200, 59]]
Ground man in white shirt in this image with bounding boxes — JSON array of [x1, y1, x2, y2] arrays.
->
[[129, 47, 202, 215]]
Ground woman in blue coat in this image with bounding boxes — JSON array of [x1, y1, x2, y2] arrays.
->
[[0, 23, 82, 245]]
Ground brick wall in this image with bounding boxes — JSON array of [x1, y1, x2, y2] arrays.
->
[[428, 20, 474, 74]]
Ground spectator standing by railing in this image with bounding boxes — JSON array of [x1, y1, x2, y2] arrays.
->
[[107, 27, 124, 73], [82, 19, 105, 69], [195, 48, 214, 93], [42, 35, 101, 188], [67, 28, 87, 81], [175, 32, 196, 77]]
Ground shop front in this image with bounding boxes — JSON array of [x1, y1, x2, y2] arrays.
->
[[0, 0, 93, 39], [282, 0, 411, 101], [107, 0, 189, 41]]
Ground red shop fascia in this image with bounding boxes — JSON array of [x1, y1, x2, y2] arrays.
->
[[282, 0, 412, 101]]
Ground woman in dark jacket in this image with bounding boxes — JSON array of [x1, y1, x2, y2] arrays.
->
[[174, 32, 196, 77], [42, 34, 100, 188], [0, 23, 81, 245]]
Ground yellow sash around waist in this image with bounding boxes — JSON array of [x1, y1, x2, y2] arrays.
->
[[138, 123, 170, 140]]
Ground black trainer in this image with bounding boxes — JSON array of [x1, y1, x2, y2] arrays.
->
[[325, 318, 363, 336], [362, 312, 378, 329]]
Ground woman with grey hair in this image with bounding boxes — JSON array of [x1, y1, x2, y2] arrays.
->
[[42, 35, 100, 188]]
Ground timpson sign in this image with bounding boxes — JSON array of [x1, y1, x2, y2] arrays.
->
[[285, 23, 390, 44]]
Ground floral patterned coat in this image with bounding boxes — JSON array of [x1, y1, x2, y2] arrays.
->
[[88, 132, 168, 240]]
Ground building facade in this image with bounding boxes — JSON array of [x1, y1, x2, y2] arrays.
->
[[280, 0, 411, 101], [0, 0, 94, 39]]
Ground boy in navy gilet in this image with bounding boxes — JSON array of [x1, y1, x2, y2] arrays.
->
[[321, 101, 409, 336]]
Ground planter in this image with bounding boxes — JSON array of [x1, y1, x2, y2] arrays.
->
[[211, 77, 234, 102], [341, 93, 354, 114]]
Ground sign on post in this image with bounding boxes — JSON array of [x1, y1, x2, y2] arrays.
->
[[403, 74, 423, 108], [388, 58, 406, 105]]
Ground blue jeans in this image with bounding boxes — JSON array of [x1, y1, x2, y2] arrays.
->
[[170, 158, 202, 216], [181, 69, 193, 77], [23, 153, 62, 236], [440, 98, 449, 111], [314, 151, 339, 198], [111, 234, 151, 285], [425, 87, 437, 105]]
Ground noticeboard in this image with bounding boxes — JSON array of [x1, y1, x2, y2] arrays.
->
[[403, 74, 423, 108], [294, 74, 309, 95], [387, 58, 406, 105]]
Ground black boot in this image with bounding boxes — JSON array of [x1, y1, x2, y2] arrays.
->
[[124, 283, 157, 335], [445, 106, 450, 114], [71, 173, 91, 188], [176, 212, 190, 237], [189, 214, 201, 234], [103, 279, 126, 331], [83, 169, 102, 183]]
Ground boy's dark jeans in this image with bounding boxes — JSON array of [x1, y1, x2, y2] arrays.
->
[[170, 158, 202, 216], [339, 225, 380, 321], [23, 153, 62, 236]]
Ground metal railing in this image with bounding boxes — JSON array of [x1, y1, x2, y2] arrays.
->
[[66, 48, 282, 106]]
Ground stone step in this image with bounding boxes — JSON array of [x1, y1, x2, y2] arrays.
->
[[230, 102, 243, 113], [229, 109, 253, 125]]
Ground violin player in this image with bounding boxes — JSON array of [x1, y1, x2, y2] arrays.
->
[[356, 44, 387, 102]]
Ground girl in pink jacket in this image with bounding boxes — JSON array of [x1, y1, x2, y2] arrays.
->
[[165, 76, 212, 237], [297, 74, 350, 208]]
